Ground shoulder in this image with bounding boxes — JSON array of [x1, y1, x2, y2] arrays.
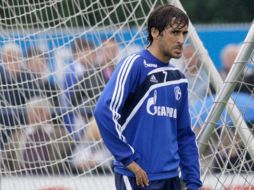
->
[[116, 53, 143, 72], [120, 52, 142, 64], [147, 64, 187, 81], [167, 65, 187, 83], [176, 68, 187, 79]]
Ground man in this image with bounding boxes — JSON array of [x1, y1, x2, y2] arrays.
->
[[63, 38, 97, 140], [94, 4, 202, 190], [65, 37, 97, 106], [0, 43, 36, 146], [25, 46, 61, 107], [219, 43, 240, 80], [181, 44, 209, 106], [97, 38, 119, 81], [2, 96, 73, 174]]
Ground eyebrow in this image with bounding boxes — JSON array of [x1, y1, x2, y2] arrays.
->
[[170, 27, 188, 33]]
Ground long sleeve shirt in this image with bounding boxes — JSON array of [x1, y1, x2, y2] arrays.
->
[[94, 50, 202, 189]]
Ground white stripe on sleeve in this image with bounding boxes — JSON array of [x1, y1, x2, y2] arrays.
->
[[123, 175, 132, 190], [109, 54, 139, 139]]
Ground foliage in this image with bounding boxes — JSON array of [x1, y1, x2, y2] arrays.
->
[[181, 0, 254, 23], [0, 0, 253, 29]]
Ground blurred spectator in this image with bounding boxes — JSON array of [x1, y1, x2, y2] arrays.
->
[[69, 39, 119, 173], [62, 38, 97, 140], [25, 47, 50, 78], [0, 42, 35, 146], [0, 42, 32, 108], [70, 37, 97, 77], [208, 44, 254, 172], [183, 44, 210, 104], [212, 125, 254, 173], [173, 44, 210, 106], [70, 117, 112, 174], [96, 38, 119, 81], [63, 37, 119, 140], [220, 43, 254, 94], [194, 44, 254, 173], [1, 96, 74, 174], [64, 37, 97, 107], [219, 43, 240, 80], [67, 37, 118, 106], [24, 46, 61, 107], [1, 42, 23, 75]]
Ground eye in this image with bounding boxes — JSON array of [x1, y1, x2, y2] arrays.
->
[[183, 31, 188, 37], [171, 30, 179, 35]]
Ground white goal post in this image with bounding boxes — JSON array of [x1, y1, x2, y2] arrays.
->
[[1, 0, 254, 189]]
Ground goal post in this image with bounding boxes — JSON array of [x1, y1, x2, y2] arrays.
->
[[173, 0, 254, 188], [1, 0, 254, 189], [196, 22, 254, 189], [197, 21, 254, 155]]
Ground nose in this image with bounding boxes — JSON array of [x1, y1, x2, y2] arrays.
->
[[177, 33, 185, 45]]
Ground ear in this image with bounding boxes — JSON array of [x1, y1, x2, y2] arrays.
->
[[151, 27, 160, 39]]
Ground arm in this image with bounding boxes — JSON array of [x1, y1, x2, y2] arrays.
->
[[127, 161, 149, 187], [177, 84, 202, 190], [94, 55, 149, 187], [94, 54, 141, 166]]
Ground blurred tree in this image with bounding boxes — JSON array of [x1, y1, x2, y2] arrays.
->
[[181, 0, 254, 23], [0, 0, 253, 29]]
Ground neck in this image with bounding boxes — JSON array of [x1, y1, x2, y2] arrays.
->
[[147, 46, 171, 64]]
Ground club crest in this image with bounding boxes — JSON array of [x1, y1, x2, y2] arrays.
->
[[174, 86, 181, 101]]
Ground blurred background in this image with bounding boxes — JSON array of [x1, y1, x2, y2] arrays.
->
[[0, 0, 254, 189], [0, 0, 253, 71]]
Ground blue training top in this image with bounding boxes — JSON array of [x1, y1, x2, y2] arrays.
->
[[94, 49, 202, 190]]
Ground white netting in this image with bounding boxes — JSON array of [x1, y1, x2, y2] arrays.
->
[[1, 0, 254, 189], [0, 0, 167, 189], [190, 25, 254, 189]]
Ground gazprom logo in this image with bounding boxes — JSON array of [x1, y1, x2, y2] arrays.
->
[[146, 90, 177, 118]]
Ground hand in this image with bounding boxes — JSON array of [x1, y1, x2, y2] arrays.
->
[[127, 161, 149, 187]]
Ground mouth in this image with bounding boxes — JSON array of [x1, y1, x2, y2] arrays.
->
[[174, 48, 183, 55]]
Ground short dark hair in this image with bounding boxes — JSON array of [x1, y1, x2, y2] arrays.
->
[[147, 4, 189, 46], [71, 38, 95, 54], [26, 47, 44, 58]]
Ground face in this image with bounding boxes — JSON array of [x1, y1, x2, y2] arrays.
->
[[75, 47, 97, 67], [183, 46, 200, 74], [28, 107, 50, 124], [101, 40, 119, 64], [26, 56, 47, 76], [222, 49, 238, 71], [151, 21, 188, 62], [3, 49, 22, 74]]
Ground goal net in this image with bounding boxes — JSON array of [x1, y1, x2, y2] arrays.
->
[[0, 0, 254, 189], [195, 22, 254, 189]]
